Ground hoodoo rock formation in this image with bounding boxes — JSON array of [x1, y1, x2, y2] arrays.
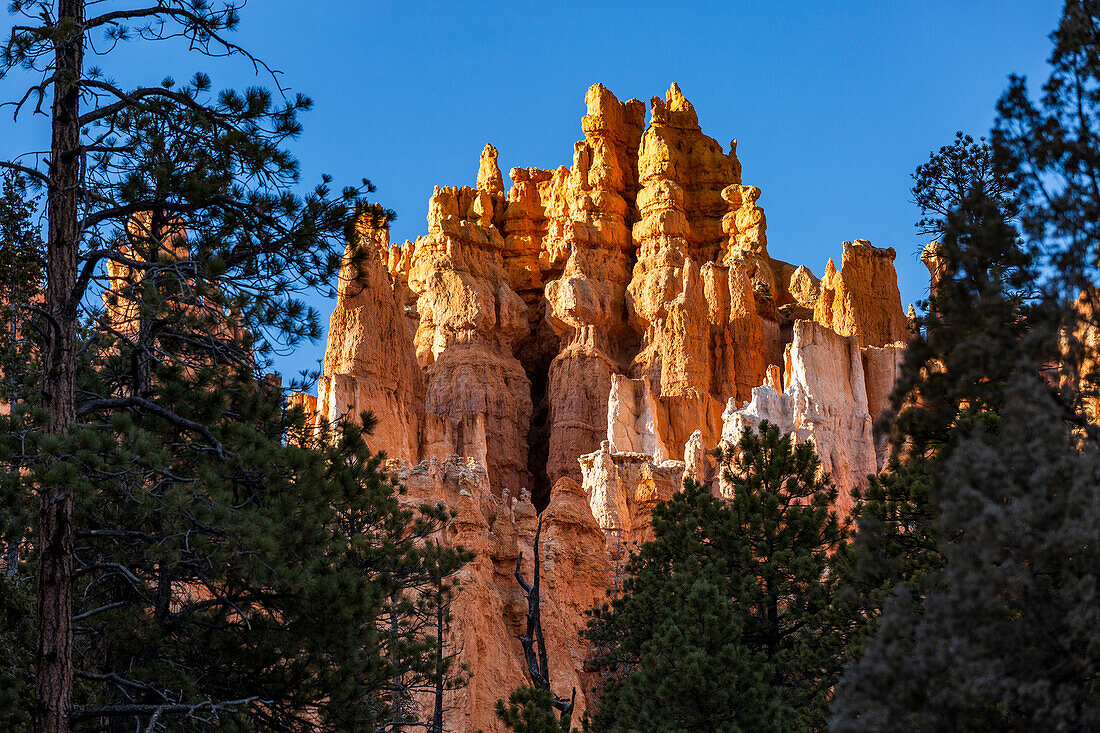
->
[[293, 83, 916, 731]]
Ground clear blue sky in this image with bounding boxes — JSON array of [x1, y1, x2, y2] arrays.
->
[[0, 1, 1065, 380]]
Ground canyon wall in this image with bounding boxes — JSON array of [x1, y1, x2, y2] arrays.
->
[[292, 83, 914, 731]]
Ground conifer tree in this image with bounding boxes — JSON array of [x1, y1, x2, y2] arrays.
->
[[832, 3, 1100, 728], [996, 0, 1100, 412], [495, 686, 568, 733], [0, 171, 45, 732], [3, 345, 471, 731], [834, 131, 1027, 656], [832, 371, 1100, 730], [0, 170, 44, 576], [0, 3, 484, 731], [0, 171, 44, 407], [584, 423, 847, 733], [0, 231, 471, 729], [829, 184, 1053, 729], [830, 188, 1099, 726], [911, 131, 1018, 239]]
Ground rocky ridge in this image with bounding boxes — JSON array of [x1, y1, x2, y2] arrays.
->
[[293, 83, 915, 732]]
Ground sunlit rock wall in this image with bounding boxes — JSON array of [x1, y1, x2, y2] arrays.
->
[[290, 83, 917, 732]]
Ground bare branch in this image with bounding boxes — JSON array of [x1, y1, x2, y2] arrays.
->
[[77, 78, 233, 127], [72, 601, 126, 622], [71, 697, 261, 722], [0, 159, 49, 185], [83, 5, 283, 90], [75, 396, 229, 458]]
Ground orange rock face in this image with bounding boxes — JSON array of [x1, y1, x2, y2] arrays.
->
[[384, 456, 607, 733], [291, 83, 920, 730], [314, 224, 425, 464], [813, 239, 910, 347]]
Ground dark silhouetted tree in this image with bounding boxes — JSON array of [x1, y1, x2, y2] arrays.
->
[[832, 371, 1100, 730], [498, 519, 575, 732], [996, 0, 1100, 417], [0, 172, 44, 732], [912, 131, 1017, 239], [831, 5, 1100, 715], [0, 2, 492, 731], [834, 128, 1032, 659]]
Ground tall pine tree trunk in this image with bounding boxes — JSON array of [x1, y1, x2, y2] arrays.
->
[[431, 589, 444, 733], [36, 2, 83, 730]]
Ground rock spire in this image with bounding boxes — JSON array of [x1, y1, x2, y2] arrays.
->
[[292, 83, 917, 732]]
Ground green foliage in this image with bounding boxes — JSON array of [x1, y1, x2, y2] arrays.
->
[[585, 423, 848, 733], [833, 457, 941, 659], [0, 171, 43, 406], [833, 371, 1100, 731], [0, 172, 42, 580], [995, 0, 1100, 416], [0, 177, 40, 733], [495, 686, 567, 733], [2, 0, 394, 396], [995, 0, 1100, 297], [833, 168, 1043, 728], [911, 131, 1017, 238], [0, 3, 458, 728], [835, 127, 1040, 660], [833, 5, 1100, 727], [0, 570, 34, 732], [1, 356, 471, 730], [898, 183, 1037, 456]]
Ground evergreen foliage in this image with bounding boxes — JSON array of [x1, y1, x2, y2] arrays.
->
[[495, 686, 568, 733], [996, 0, 1100, 414], [1, 307, 471, 730], [835, 146, 1033, 655], [0, 3, 472, 730], [833, 3, 1100, 728], [585, 423, 847, 733], [833, 371, 1100, 730], [0, 174, 46, 732], [911, 131, 1017, 238], [0, 171, 44, 407], [0, 170, 44, 582], [829, 180, 1059, 729], [0, 569, 35, 731], [996, 0, 1100, 298]]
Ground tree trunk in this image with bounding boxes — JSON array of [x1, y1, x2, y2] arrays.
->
[[35, 2, 83, 731], [431, 590, 444, 733]]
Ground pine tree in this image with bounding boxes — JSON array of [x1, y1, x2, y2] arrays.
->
[[0, 171, 44, 408], [495, 687, 568, 733], [0, 172, 45, 732], [829, 183, 1053, 729], [0, 181, 471, 728], [834, 131, 1027, 657], [584, 423, 847, 733], [996, 0, 1100, 415], [0, 3, 490, 730], [911, 131, 1018, 239], [832, 369, 1100, 731], [831, 3, 1100, 728], [831, 3, 1100, 715], [2, 350, 472, 730], [0, 170, 44, 577]]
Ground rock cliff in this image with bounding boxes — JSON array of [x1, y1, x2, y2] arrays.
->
[[292, 83, 915, 731], [390, 457, 607, 732]]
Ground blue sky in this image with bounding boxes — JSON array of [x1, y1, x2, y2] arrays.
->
[[0, 1, 1064, 380]]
